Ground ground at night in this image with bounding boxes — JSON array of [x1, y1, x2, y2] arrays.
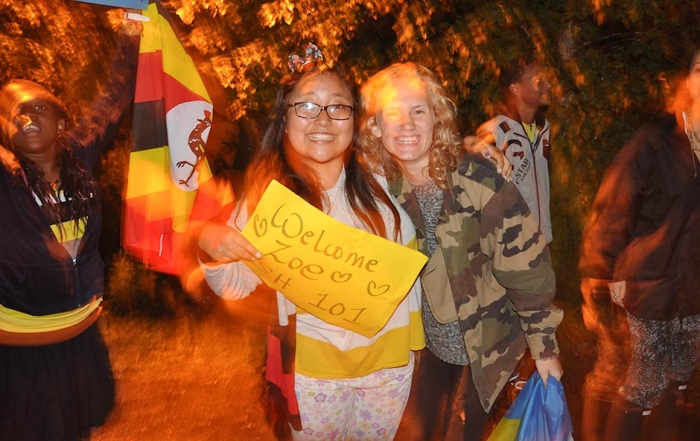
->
[[91, 292, 700, 440]]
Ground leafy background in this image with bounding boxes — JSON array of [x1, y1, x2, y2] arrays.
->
[[3, 1, 700, 437], [3, 1, 699, 309]]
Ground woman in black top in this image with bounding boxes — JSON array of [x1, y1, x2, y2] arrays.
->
[[0, 24, 139, 440]]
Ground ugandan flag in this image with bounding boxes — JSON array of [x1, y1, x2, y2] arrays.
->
[[123, 0, 232, 276]]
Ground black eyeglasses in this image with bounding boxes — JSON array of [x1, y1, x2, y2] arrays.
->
[[287, 102, 354, 120]]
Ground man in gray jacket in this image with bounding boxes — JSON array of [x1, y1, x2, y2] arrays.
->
[[477, 56, 553, 243]]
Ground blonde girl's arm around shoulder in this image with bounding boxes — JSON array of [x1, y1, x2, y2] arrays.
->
[[463, 134, 513, 180]]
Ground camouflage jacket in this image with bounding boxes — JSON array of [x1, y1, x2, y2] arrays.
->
[[389, 154, 562, 412]]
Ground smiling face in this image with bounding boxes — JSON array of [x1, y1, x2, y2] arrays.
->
[[512, 63, 552, 110], [11, 98, 64, 158], [283, 72, 355, 188], [1, 82, 66, 164], [369, 78, 435, 178]]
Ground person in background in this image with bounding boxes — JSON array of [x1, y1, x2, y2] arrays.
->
[[579, 49, 700, 441], [197, 45, 424, 440], [0, 19, 139, 441], [358, 62, 563, 441], [476, 55, 554, 243]]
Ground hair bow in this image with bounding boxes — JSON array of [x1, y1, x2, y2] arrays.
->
[[288, 43, 324, 72]]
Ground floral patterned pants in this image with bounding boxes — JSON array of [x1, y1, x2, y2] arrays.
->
[[291, 354, 414, 440]]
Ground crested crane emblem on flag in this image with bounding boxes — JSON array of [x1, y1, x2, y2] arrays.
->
[[176, 108, 211, 187], [170, 105, 211, 188], [123, 0, 233, 275]]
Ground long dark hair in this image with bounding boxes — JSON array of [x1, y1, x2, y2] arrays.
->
[[242, 61, 401, 240], [0, 79, 96, 231]]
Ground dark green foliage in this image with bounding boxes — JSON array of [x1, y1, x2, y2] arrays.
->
[[2, 0, 699, 311]]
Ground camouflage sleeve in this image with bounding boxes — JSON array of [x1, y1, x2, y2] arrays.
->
[[480, 177, 562, 359]]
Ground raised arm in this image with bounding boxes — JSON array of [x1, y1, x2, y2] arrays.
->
[[69, 24, 140, 168]]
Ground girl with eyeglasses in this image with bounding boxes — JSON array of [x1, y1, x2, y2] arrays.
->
[[197, 46, 424, 440]]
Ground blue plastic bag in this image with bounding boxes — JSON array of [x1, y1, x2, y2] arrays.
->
[[488, 372, 574, 441]]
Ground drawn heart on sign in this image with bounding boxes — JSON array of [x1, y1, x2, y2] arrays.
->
[[367, 280, 390, 297], [331, 271, 353, 283]]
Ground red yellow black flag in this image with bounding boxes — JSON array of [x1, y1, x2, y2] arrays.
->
[[123, 0, 232, 275]]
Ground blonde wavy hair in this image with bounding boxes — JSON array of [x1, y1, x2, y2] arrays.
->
[[358, 62, 463, 189]]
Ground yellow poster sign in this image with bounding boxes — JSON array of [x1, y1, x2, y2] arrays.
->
[[240, 180, 427, 338]]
